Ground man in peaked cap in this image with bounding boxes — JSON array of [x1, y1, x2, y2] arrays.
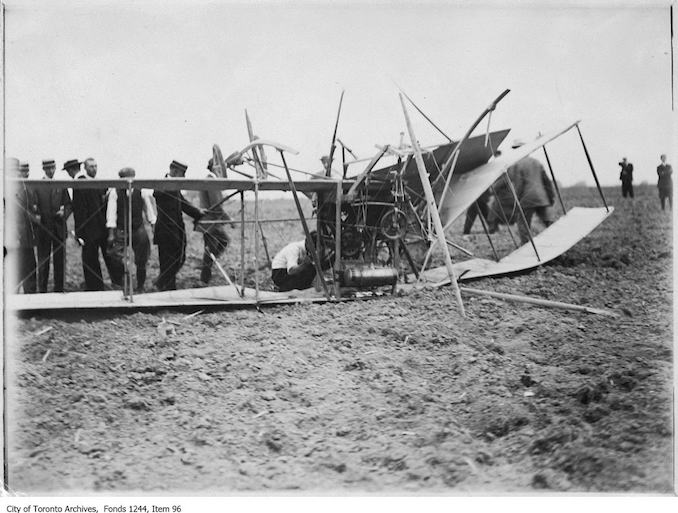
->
[[5, 157, 39, 293], [105, 167, 157, 293], [35, 159, 72, 292], [152, 160, 205, 291], [70, 158, 124, 290]]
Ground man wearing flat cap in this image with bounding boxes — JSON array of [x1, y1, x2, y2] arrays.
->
[[153, 160, 205, 291], [34, 159, 72, 292], [487, 139, 555, 244], [4, 158, 39, 293], [70, 157, 124, 290], [105, 167, 157, 293]]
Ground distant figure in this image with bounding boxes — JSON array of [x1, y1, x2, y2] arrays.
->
[[69, 158, 123, 290], [487, 139, 555, 245], [153, 160, 205, 291], [657, 154, 672, 211], [5, 158, 39, 293], [35, 159, 72, 292], [271, 233, 317, 292], [618, 157, 634, 198], [106, 167, 157, 293], [197, 158, 232, 284]]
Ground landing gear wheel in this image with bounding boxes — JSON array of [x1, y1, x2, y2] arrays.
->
[[379, 208, 408, 240]]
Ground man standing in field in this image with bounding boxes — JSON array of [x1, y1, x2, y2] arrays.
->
[[106, 167, 157, 293], [657, 154, 672, 211], [35, 159, 72, 292], [5, 158, 39, 293], [488, 140, 555, 245], [153, 160, 205, 291], [271, 233, 317, 292], [196, 158, 232, 284], [618, 157, 634, 199], [69, 158, 124, 290]]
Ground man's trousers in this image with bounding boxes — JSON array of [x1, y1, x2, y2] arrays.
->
[[36, 227, 65, 293]]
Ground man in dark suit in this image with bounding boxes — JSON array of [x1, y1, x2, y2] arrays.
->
[[657, 154, 672, 210], [153, 160, 204, 291], [68, 158, 123, 290], [35, 159, 72, 292], [5, 159, 39, 293], [618, 157, 634, 199]]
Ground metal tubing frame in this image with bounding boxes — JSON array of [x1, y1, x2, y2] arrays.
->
[[334, 181, 342, 298], [575, 124, 609, 212], [542, 145, 567, 215], [240, 191, 245, 296]]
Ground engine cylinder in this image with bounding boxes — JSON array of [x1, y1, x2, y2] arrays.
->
[[342, 266, 398, 288]]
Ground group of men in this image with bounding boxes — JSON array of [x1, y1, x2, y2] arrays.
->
[[5, 158, 232, 294], [618, 155, 673, 210]]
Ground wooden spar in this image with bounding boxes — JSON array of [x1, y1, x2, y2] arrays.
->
[[280, 151, 331, 300], [436, 89, 511, 205], [542, 145, 566, 215], [334, 180, 342, 298], [346, 146, 389, 198], [341, 146, 347, 179], [400, 93, 465, 317], [254, 173, 260, 302], [399, 239, 420, 279], [198, 217, 315, 225], [487, 182, 519, 249], [504, 170, 540, 261], [206, 247, 243, 298], [257, 221, 272, 267], [476, 203, 500, 262], [399, 87, 453, 143], [240, 191, 245, 296], [326, 90, 345, 177], [459, 287, 619, 317], [575, 124, 609, 212]]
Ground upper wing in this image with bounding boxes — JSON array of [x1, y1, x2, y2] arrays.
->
[[438, 120, 580, 228]]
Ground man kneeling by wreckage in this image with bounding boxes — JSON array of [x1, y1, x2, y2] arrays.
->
[[270, 232, 318, 292]]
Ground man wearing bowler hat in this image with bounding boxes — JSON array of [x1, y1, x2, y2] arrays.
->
[[5, 158, 39, 293], [35, 159, 72, 292], [69, 158, 124, 290], [153, 160, 205, 291], [106, 167, 157, 293]]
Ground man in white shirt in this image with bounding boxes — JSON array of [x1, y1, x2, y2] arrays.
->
[[270, 233, 317, 291], [105, 167, 157, 293]]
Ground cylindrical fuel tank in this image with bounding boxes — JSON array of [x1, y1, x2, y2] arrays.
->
[[342, 266, 398, 288]]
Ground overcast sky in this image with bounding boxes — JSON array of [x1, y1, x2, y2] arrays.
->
[[3, 0, 674, 187]]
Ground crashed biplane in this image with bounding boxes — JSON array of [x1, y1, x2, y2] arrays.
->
[[5, 89, 613, 316]]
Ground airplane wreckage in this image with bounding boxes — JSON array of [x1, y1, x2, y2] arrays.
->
[[6, 90, 615, 316]]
